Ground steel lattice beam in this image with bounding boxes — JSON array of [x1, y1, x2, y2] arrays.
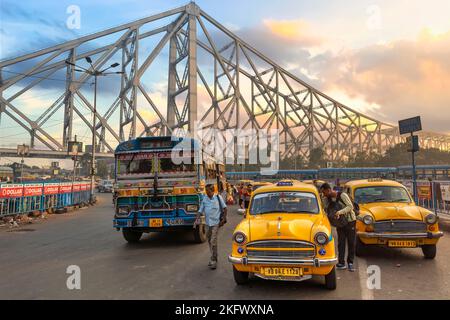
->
[[0, 2, 449, 161]]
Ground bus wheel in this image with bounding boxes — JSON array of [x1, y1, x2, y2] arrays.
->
[[193, 224, 207, 243], [122, 229, 143, 243]]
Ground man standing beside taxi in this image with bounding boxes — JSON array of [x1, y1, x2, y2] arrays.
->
[[195, 184, 227, 270], [320, 183, 357, 272]]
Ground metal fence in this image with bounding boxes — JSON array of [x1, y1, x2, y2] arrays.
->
[[0, 182, 91, 218], [399, 180, 450, 215]]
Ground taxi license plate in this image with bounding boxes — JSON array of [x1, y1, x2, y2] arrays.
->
[[388, 240, 416, 248], [150, 219, 163, 227], [262, 267, 302, 277]]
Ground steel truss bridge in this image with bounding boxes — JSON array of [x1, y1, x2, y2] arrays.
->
[[1, 3, 449, 161]]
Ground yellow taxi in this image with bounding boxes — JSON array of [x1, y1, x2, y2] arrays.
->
[[228, 180, 337, 289], [343, 179, 443, 259], [251, 181, 273, 192]]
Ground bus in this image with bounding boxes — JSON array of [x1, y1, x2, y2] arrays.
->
[[113, 136, 226, 243]]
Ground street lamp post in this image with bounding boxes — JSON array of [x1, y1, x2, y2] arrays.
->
[[65, 57, 122, 204]]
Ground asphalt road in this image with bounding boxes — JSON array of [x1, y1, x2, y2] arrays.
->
[[0, 193, 449, 300]]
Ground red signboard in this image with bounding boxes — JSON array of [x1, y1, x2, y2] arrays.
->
[[0, 184, 24, 198], [79, 183, 90, 191], [72, 184, 81, 192], [44, 183, 59, 195], [24, 183, 43, 197], [59, 183, 72, 193]]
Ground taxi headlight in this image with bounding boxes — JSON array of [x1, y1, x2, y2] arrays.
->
[[186, 204, 199, 212], [363, 215, 374, 225], [314, 232, 329, 245], [425, 214, 438, 225], [233, 232, 247, 244]]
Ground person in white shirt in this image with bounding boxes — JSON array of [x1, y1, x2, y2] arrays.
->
[[195, 184, 227, 269]]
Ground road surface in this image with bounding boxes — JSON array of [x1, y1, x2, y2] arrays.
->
[[0, 194, 449, 299]]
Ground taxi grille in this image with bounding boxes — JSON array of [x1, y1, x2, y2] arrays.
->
[[373, 220, 427, 233], [247, 240, 315, 259]]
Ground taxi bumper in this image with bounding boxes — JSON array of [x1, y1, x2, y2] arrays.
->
[[357, 231, 444, 239], [228, 255, 337, 267]]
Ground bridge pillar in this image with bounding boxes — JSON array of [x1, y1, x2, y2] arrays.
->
[[187, 11, 198, 133]]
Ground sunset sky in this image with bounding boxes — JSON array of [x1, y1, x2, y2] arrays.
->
[[0, 0, 450, 167]]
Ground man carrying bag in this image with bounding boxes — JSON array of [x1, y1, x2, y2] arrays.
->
[[195, 184, 227, 270], [320, 183, 357, 272]]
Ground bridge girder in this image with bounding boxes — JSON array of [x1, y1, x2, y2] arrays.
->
[[0, 3, 449, 161]]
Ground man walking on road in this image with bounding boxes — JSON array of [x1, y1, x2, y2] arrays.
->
[[195, 184, 227, 270], [320, 183, 357, 272]]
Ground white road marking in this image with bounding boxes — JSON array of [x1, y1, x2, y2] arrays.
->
[[357, 257, 374, 300]]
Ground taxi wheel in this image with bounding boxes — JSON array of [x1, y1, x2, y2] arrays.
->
[[324, 266, 337, 290], [233, 266, 249, 285], [193, 224, 207, 243], [122, 229, 143, 243], [422, 244, 437, 259], [355, 237, 366, 257]]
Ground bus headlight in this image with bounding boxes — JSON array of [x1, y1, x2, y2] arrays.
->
[[233, 232, 247, 244], [425, 214, 438, 225], [363, 215, 374, 225], [116, 206, 130, 217], [186, 204, 199, 212]]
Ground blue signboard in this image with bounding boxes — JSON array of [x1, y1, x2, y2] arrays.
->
[[398, 116, 422, 135]]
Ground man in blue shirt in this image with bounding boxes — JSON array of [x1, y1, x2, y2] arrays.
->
[[195, 184, 227, 269]]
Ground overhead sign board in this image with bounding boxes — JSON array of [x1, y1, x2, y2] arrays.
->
[[68, 141, 83, 156], [406, 135, 420, 153], [399, 116, 422, 135]]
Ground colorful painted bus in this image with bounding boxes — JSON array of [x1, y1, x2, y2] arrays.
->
[[113, 136, 226, 243]]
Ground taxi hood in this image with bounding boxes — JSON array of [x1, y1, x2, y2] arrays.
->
[[248, 213, 321, 242], [361, 203, 423, 221]]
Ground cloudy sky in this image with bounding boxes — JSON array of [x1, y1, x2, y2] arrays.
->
[[0, 0, 450, 166]]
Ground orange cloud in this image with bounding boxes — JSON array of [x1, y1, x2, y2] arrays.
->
[[263, 19, 323, 46]]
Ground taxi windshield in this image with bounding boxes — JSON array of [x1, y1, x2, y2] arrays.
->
[[354, 186, 412, 204], [249, 192, 320, 215]]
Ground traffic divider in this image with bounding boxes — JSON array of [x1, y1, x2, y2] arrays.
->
[[0, 182, 91, 217]]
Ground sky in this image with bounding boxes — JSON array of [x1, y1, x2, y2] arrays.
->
[[0, 0, 450, 167]]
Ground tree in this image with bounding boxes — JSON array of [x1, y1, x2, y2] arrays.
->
[[309, 147, 326, 168]]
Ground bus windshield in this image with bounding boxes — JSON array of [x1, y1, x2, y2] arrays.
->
[[116, 152, 197, 177]]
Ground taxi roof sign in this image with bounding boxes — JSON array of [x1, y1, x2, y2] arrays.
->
[[277, 181, 293, 187]]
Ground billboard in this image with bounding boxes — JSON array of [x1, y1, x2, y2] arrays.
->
[[44, 183, 59, 195], [59, 182, 72, 193], [0, 184, 24, 198], [23, 183, 43, 197]]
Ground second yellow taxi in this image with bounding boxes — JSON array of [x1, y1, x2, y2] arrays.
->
[[343, 179, 443, 259]]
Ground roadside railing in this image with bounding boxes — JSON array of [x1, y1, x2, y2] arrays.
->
[[0, 182, 91, 218], [399, 180, 450, 215]]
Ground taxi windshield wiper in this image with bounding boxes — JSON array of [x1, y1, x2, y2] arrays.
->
[[372, 198, 388, 202], [388, 198, 410, 202]]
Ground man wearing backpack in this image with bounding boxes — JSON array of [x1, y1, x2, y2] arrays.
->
[[195, 184, 227, 270], [320, 183, 357, 272]]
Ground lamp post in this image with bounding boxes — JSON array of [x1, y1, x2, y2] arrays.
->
[[65, 57, 122, 204]]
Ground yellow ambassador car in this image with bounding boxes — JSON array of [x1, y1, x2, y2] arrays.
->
[[344, 179, 444, 259], [228, 180, 338, 290]]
